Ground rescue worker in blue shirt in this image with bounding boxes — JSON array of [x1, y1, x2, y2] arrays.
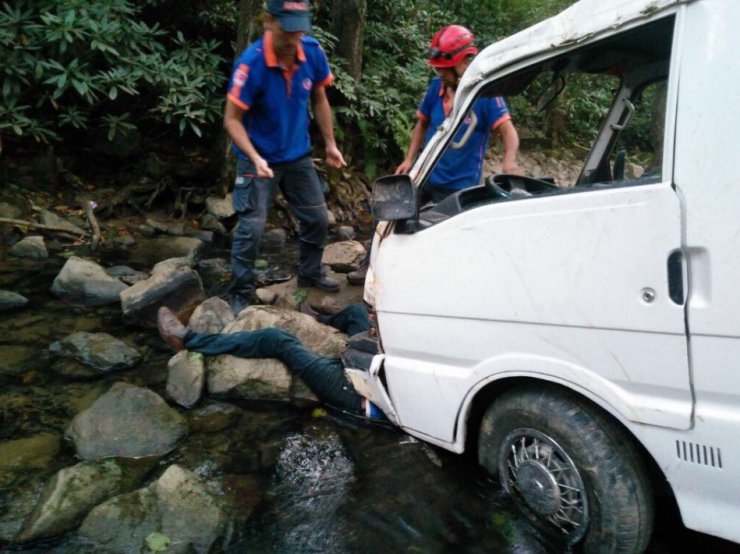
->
[[396, 25, 521, 203], [223, 0, 346, 316]]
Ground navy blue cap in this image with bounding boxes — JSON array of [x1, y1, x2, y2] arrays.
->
[[267, 0, 312, 33]]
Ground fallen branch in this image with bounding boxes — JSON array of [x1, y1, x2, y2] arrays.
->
[[0, 217, 90, 236], [82, 201, 102, 250]]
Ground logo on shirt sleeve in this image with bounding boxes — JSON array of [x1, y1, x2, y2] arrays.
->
[[302, 78, 312, 91], [234, 64, 249, 88]]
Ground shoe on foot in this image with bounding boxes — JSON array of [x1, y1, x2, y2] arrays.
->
[[347, 266, 367, 286], [229, 293, 251, 317], [297, 275, 340, 293], [157, 306, 188, 352], [298, 300, 320, 320]]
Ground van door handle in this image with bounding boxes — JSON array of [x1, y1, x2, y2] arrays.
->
[[667, 250, 685, 305]]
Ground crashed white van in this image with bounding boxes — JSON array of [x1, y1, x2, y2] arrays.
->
[[348, 0, 740, 550]]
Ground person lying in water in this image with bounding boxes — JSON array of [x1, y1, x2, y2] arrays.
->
[[157, 303, 386, 420]]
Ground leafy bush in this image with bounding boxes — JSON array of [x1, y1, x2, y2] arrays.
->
[[0, 0, 226, 148]]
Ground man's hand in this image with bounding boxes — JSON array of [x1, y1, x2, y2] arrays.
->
[[254, 157, 274, 178], [325, 144, 347, 169], [502, 161, 523, 175], [395, 159, 413, 174]]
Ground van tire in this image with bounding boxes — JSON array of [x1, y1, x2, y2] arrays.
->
[[478, 385, 654, 553]]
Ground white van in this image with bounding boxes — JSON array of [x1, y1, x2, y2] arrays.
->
[[346, 0, 740, 551]]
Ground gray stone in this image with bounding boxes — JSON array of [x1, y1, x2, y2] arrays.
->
[[51, 257, 128, 306], [188, 402, 243, 433], [49, 332, 141, 373], [39, 210, 86, 236], [120, 267, 206, 327], [255, 288, 278, 305], [322, 240, 366, 273], [146, 217, 185, 236], [0, 290, 29, 312], [66, 383, 188, 460], [9, 236, 48, 260], [200, 213, 227, 235], [0, 201, 23, 220], [207, 356, 293, 401], [105, 265, 148, 285], [152, 256, 193, 275], [0, 433, 61, 478], [15, 458, 154, 543], [127, 236, 204, 267], [78, 464, 232, 554], [196, 258, 231, 294], [336, 225, 356, 240], [205, 194, 234, 219], [188, 297, 234, 334], [166, 351, 205, 409]]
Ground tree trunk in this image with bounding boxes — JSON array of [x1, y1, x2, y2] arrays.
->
[[331, 0, 366, 81], [237, 0, 264, 54]]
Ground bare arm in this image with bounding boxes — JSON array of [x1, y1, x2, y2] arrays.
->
[[311, 86, 347, 168], [497, 119, 522, 175], [396, 118, 430, 174], [223, 100, 273, 178]]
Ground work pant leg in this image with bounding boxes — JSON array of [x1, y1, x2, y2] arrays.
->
[[184, 328, 362, 413], [322, 303, 371, 337], [278, 156, 328, 280], [229, 158, 281, 297]]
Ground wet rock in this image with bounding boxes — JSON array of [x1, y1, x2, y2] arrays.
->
[[188, 402, 243, 433], [49, 332, 142, 373], [626, 162, 645, 179], [0, 478, 47, 544], [51, 257, 128, 306], [0, 345, 37, 377], [9, 235, 48, 260], [39, 210, 86, 236], [0, 433, 61, 477], [196, 258, 231, 295], [120, 267, 206, 327], [0, 201, 24, 220], [106, 265, 149, 286], [185, 229, 214, 243], [207, 356, 292, 401], [206, 194, 234, 219], [0, 290, 29, 311], [336, 225, 356, 240], [230, 305, 347, 357], [15, 457, 155, 543], [146, 217, 185, 236], [255, 287, 278, 305], [200, 213, 227, 235], [78, 464, 232, 554], [166, 351, 205, 409], [152, 256, 193, 275], [261, 228, 287, 249], [322, 240, 366, 273], [188, 296, 234, 334], [127, 236, 204, 267], [66, 383, 188, 460]]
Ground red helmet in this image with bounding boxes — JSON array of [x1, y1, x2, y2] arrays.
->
[[427, 25, 478, 68]]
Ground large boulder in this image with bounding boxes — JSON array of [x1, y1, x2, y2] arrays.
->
[[120, 267, 206, 327], [166, 351, 205, 409], [66, 383, 187, 460], [0, 290, 28, 312], [321, 240, 366, 273], [205, 194, 234, 219], [50, 257, 128, 306], [15, 457, 154, 544], [187, 297, 234, 334], [49, 332, 141, 374], [78, 464, 232, 554], [9, 236, 48, 260]]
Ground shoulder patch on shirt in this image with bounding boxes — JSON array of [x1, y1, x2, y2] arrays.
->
[[302, 78, 312, 90], [234, 64, 249, 87]]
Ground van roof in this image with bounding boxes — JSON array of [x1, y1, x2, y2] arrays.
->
[[461, 0, 692, 91]]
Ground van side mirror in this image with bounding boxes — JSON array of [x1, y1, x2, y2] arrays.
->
[[371, 174, 417, 221]]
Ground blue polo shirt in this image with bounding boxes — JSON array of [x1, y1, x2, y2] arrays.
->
[[227, 32, 334, 164], [418, 78, 511, 190]]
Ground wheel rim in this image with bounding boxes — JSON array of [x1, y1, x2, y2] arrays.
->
[[498, 428, 589, 544]]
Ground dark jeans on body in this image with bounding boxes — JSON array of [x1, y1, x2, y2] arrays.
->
[[183, 303, 371, 414], [230, 155, 328, 297]]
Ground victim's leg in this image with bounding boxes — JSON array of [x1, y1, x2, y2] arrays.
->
[[184, 328, 362, 413]]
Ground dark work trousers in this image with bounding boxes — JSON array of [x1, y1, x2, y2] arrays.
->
[[183, 303, 371, 414], [230, 155, 328, 298]]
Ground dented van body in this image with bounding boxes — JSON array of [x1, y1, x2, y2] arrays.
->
[[351, 0, 740, 549]]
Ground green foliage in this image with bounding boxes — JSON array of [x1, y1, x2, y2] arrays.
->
[[0, 0, 226, 146]]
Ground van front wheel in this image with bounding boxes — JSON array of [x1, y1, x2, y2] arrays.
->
[[478, 386, 653, 552]]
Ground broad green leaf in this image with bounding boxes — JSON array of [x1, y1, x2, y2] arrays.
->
[[144, 532, 171, 552]]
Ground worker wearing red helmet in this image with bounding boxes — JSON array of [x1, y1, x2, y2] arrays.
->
[[396, 25, 521, 202]]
